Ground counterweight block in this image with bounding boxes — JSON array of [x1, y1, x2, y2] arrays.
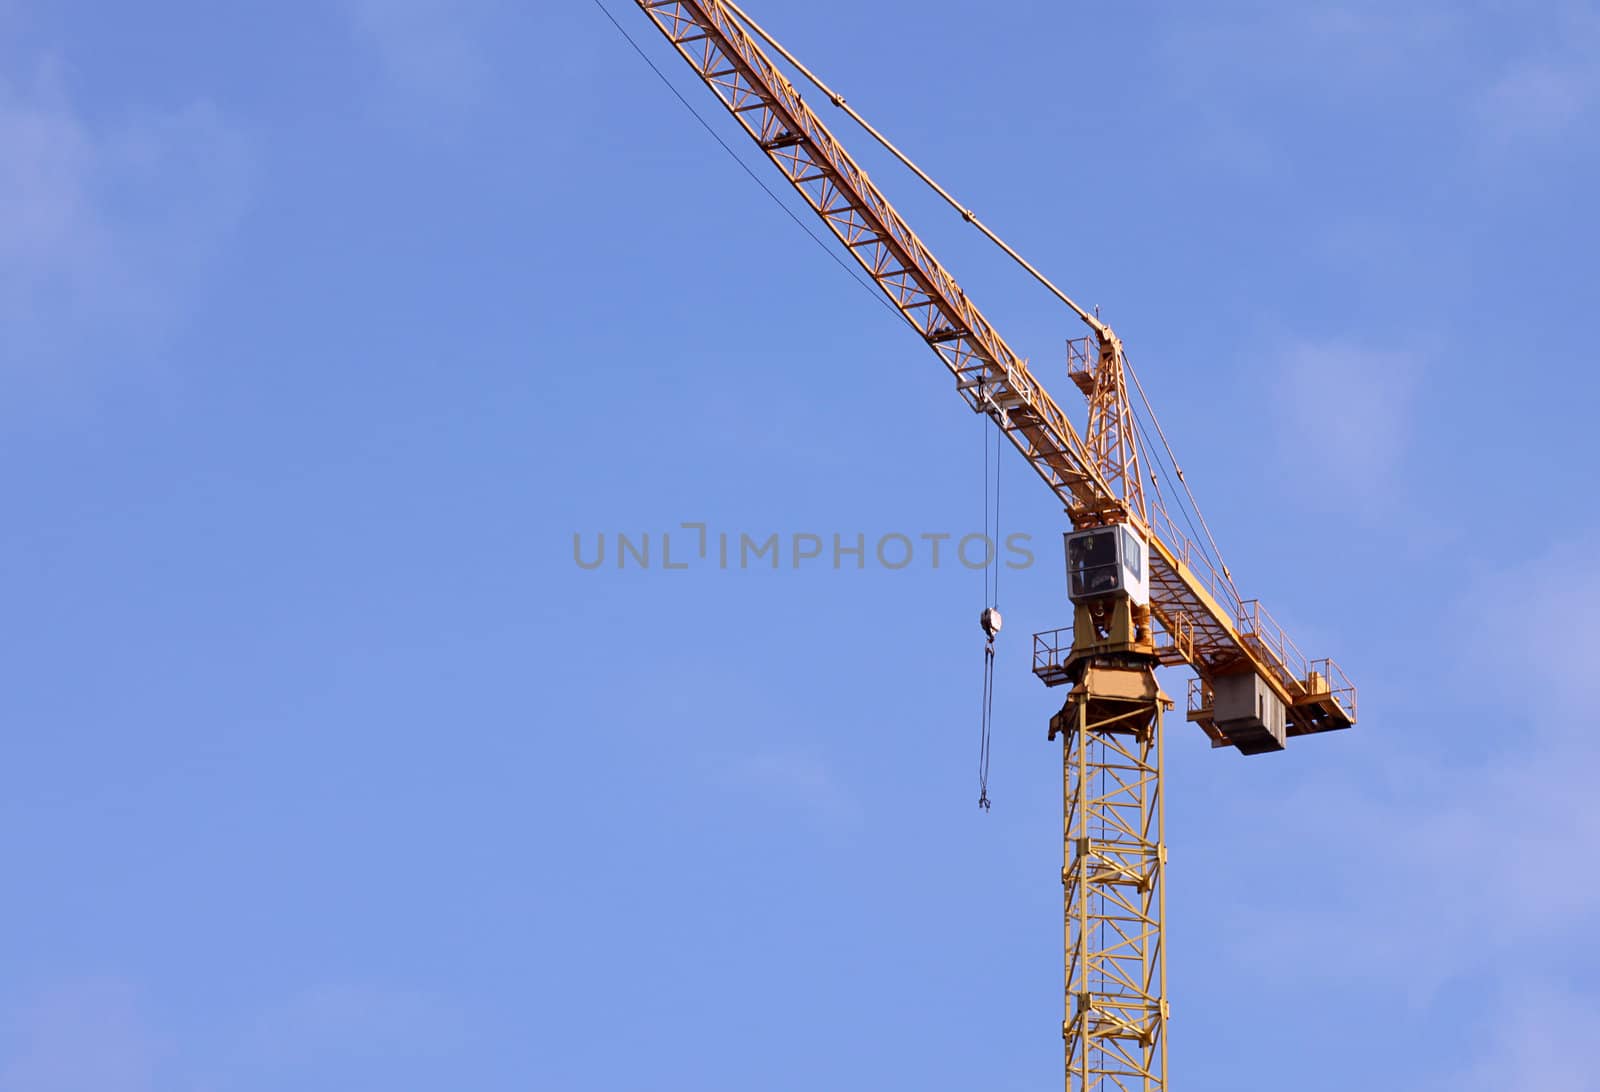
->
[[1211, 672, 1287, 755]]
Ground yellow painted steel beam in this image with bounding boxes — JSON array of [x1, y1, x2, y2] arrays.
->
[[1054, 664, 1167, 1092], [628, 0, 1355, 727]]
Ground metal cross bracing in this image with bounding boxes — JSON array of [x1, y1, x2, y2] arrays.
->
[[1052, 665, 1168, 1092], [621, 2, 1359, 1087], [631, 0, 1355, 743], [635, 1, 1107, 503], [1068, 335, 1146, 525]]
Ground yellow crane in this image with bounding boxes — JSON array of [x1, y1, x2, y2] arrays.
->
[[623, 3, 1358, 1088]]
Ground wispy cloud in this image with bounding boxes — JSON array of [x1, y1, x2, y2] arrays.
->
[[1159, 1, 1600, 169], [342, 0, 492, 107], [0, 58, 250, 369], [0, 980, 161, 1092], [1158, 1, 1466, 99], [1232, 538, 1600, 1075], [1472, 1, 1599, 145], [1249, 738, 1600, 993], [244, 982, 469, 1064], [706, 750, 861, 828], [1267, 339, 1425, 515], [1444, 986, 1600, 1092], [1480, 61, 1593, 139]]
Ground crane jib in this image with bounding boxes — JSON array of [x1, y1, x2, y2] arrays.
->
[[630, 0, 1355, 740]]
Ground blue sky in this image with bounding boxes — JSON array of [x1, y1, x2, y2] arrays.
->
[[2, 0, 1598, 1089]]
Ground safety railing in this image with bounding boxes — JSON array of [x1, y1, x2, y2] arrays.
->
[[1032, 627, 1074, 685], [1234, 599, 1311, 695], [1146, 502, 1242, 617], [1306, 657, 1357, 720], [1066, 336, 1095, 387], [1186, 677, 1213, 718], [1155, 609, 1195, 665]]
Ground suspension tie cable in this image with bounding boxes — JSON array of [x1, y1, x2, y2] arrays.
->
[[720, 0, 1108, 338], [720, 0, 1242, 597], [1123, 351, 1235, 588]]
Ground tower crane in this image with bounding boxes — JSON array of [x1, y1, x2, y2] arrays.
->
[[622, 3, 1358, 1089]]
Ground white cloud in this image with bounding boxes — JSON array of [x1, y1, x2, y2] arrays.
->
[[1475, 2, 1599, 144], [0, 979, 471, 1088], [0, 59, 250, 369], [244, 982, 468, 1064], [1256, 739, 1600, 991], [706, 750, 861, 828], [1232, 538, 1600, 1076], [1464, 538, 1600, 718], [1445, 987, 1600, 1092], [1159, 0, 1600, 170], [1480, 61, 1592, 138], [0, 980, 161, 1092], [1158, 1, 1467, 99], [1268, 340, 1424, 514], [343, 0, 491, 106]]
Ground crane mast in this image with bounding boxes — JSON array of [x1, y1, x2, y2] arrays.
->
[[627, 3, 1357, 1088]]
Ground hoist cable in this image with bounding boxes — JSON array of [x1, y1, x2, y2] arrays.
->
[[982, 401, 991, 604], [720, 0, 1242, 594], [991, 417, 1003, 607], [977, 392, 1001, 812], [978, 641, 995, 812], [978, 406, 992, 810]]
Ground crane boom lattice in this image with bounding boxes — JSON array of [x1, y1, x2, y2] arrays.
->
[[621, 3, 1359, 1087]]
